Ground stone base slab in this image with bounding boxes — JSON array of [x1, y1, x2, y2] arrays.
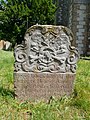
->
[[14, 72, 76, 101]]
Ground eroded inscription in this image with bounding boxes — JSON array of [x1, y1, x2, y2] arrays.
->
[[14, 73, 75, 101]]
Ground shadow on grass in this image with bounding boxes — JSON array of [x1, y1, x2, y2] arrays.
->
[[0, 87, 15, 98]]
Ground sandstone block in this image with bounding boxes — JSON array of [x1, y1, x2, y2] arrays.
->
[[14, 73, 76, 101]]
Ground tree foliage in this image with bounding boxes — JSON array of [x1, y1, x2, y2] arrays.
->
[[0, 0, 56, 46]]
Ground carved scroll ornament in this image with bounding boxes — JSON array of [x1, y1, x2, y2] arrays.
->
[[14, 25, 79, 73]]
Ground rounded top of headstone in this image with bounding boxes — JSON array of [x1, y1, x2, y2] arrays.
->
[[25, 25, 74, 42], [14, 24, 79, 73]]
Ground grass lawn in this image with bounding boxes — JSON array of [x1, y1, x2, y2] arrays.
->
[[0, 50, 90, 120]]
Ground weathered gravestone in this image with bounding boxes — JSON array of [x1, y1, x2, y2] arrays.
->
[[0, 40, 5, 50], [5, 41, 12, 50], [0, 40, 12, 50], [14, 25, 79, 101]]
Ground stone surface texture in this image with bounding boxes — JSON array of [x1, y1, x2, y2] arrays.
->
[[0, 40, 12, 50], [55, 0, 90, 56], [68, 0, 90, 55], [14, 25, 79, 101], [0, 40, 5, 50], [14, 73, 76, 101]]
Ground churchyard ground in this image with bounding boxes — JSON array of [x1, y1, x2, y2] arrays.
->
[[0, 50, 90, 120]]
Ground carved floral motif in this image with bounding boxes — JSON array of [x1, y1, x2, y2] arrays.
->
[[14, 25, 79, 73]]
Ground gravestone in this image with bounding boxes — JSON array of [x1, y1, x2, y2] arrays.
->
[[14, 25, 79, 101], [0, 40, 12, 50], [0, 40, 4, 50], [5, 41, 12, 50]]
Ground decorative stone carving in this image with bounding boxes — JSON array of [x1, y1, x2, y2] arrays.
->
[[14, 25, 79, 73], [14, 25, 79, 101]]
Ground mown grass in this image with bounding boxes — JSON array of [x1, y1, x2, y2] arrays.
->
[[0, 50, 90, 120]]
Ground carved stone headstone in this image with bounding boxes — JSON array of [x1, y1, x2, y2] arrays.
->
[[14, 25, 79, 101]]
